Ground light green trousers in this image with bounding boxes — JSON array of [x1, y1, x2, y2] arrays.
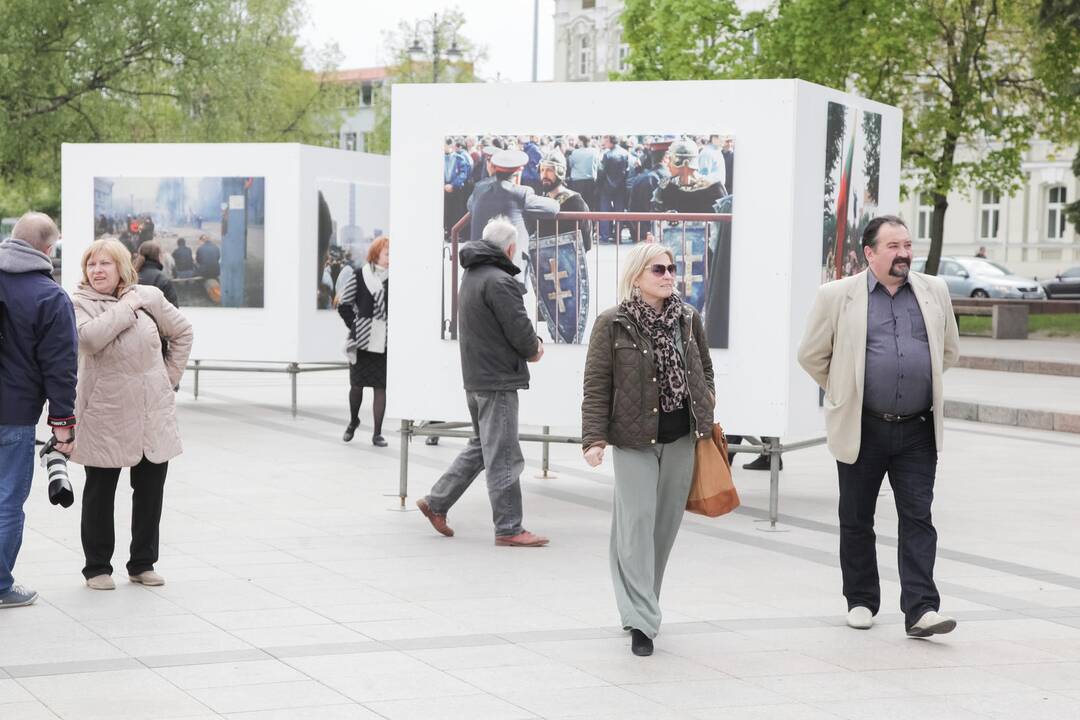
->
[[610, 433, 695, 639]]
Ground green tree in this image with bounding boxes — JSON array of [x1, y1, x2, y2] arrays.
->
[[622, 0, 1080, 275], [365, 9, 485, 155], [0, 0, 345, 218], [1037, 0, 1080, 228]]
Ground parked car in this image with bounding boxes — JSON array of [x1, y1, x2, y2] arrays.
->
[[911, 256, 1046, 299], [1042, 266, 1080, 299]]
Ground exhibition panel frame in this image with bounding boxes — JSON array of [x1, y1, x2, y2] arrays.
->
[[387, 80, 902, 443]]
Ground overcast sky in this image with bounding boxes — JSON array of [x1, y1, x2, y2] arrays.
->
[[300, 0, 558, 82]]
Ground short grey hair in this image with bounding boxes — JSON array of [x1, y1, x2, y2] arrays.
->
[[12, 212, 59, 252], [482, 215, 518, 253]]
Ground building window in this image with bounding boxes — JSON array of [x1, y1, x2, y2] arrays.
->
[[361, 83, 374, 106], [345, 86, 361, 109], [1047, 185, 1068, 240], [582, 0, 595, 7], [917, 193, 934, 240], [344, 132, 358, 151], [578, 35, 591, 77], [979, 189, 1001, 240]]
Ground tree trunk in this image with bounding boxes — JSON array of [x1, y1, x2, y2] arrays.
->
[[925, 193, 950, 276]]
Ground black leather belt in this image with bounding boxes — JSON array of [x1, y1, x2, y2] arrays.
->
[[864, 408, 931, 423]]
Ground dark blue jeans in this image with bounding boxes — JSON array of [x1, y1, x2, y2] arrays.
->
[[837, 412, 940, 629], [0, 425, 35, 595]]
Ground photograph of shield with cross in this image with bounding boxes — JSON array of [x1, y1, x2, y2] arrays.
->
[[440, 133, 735, 348], [821, 102, 882, 284]]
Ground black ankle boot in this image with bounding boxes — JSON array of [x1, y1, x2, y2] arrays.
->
[[630, 629, 653, 656], [743, 454, 782, 471], [372, 434, 388, 447], [343, 422, 359, 442]]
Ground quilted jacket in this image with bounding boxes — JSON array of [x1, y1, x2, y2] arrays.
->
[[70, 284, 193, 468], [582, 303, 715, 450]]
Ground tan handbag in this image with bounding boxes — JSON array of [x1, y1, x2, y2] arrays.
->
[[686, 423, 740, 517]]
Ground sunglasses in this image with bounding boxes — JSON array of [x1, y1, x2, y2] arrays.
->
[[648, 263, 677, 277]]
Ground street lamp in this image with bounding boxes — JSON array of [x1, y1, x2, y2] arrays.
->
[[407, 13, 462, 83]]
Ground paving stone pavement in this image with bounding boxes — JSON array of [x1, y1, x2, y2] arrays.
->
[[3, 370, 1080, 719]]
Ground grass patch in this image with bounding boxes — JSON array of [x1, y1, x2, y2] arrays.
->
[[959, 313, 1080, 338]]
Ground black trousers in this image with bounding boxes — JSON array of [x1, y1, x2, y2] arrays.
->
[[837, 413, 939, 628], [82, 457, 167, 579]]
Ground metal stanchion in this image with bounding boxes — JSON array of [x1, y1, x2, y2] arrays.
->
[[535, 425, 557, 479], [391, 419, 415, 512], [756, 437, 789, 532], [288, 363, 299, 418], [193, 360, 201, 399]]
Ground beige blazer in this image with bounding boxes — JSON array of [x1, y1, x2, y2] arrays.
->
[[797, 269, 960, 464], [71, 284, 193, 468]]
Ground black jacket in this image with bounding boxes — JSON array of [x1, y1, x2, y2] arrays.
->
[[172, 245, 194, 273], [457, 241, 539, 392], [196, 241, 221, 279], [137, 259, 179, 308]]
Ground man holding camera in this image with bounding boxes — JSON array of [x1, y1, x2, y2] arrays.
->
[[0, 212, 78, 609]]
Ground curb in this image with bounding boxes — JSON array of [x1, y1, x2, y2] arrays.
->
[[956, 356, 1080, 377], [944, 399, 1080, 435]]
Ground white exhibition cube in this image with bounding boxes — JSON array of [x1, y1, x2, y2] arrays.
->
[[387, 80, 901, 440], [61, 143, 389, 364]]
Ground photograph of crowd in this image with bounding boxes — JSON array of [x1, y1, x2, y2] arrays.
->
[[821, 102, 882, 282], [317, 180, 388, 309], [440, 133, 735, 348], [93, 176, 266, 307]]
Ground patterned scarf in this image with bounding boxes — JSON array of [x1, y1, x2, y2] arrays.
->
[[343, 263, 388, 356], [621, 294, 687, 412]]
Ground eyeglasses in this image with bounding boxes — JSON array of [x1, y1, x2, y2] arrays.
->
[[648, 264, 677, 277]]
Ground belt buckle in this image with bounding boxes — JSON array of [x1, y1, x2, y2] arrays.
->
[[883, 412, 900, 423]]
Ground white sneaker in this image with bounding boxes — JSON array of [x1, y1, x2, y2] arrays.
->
[[847, 606, 873, 629], [907, 610, 956, 638], [129, 571, 165, 587], [86, 575, 115, 591]]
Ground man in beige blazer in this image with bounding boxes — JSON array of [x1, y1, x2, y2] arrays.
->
[[799, 215, 960, 638]]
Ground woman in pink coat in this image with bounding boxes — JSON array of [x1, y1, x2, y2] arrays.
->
[[71, 239, 193, 590]]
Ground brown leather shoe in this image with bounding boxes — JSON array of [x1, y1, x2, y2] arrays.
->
[[495, 531, 549, 547], [416, 498, 453, 537]]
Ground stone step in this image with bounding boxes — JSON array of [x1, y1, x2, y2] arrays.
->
[[955, 355, 1080, 377], [945, 368, 1080, 435]]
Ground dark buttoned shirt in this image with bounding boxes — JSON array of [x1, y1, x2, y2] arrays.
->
[[864, 271, 933, 415]]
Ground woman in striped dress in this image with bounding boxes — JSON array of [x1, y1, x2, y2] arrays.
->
[[338, 236, 390, 447]]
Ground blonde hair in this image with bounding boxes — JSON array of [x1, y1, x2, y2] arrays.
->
[[617, 243, 675, 303], [81, 239, 138, 293]]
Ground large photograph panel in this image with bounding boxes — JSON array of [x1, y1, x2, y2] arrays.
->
[[440, 133, 735, 349], [317, 180, 389, 309], [821, 102, 882, 282], [93, 176, 266, 307]]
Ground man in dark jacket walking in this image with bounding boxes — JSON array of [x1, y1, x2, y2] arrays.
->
[[0, 212, 77, 609], [417, 216, 549, 547]]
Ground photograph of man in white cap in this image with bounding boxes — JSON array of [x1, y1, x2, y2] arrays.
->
[[466, 148, 559, 285]]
